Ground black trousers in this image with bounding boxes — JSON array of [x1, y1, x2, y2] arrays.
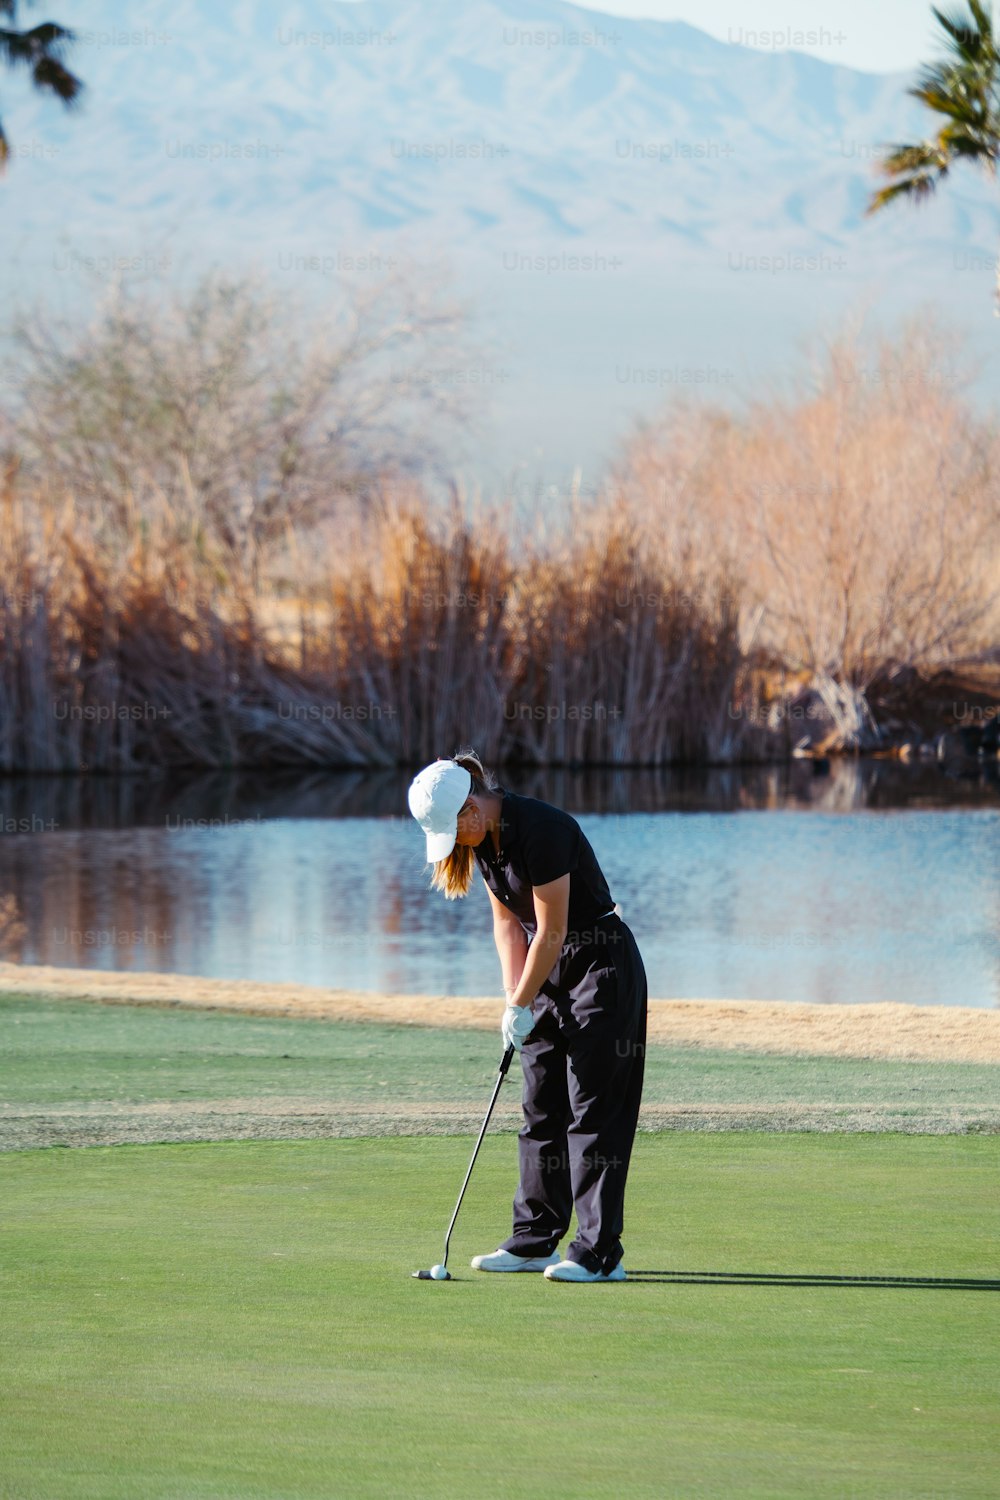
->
[[500, 918, 647, 1276]]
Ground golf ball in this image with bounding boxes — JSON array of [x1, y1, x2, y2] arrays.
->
[[430, 1264, 448, 1280]]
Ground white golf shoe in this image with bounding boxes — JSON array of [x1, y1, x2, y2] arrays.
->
[[544, 1259, 626, 1283], [470, 1248, 561, 1272]]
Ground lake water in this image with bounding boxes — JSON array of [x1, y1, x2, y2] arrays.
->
[[0, 760, 997, 1008]]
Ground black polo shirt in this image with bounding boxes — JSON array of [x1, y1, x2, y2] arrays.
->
[[473, 789, 615, 940]]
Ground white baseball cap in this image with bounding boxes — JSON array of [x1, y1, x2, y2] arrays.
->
[[407, 759, 473, 863]]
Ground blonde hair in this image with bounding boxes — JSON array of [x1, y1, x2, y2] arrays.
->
[[430, 746, 502, 900]]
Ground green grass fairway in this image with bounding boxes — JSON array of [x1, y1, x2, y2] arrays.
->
[[3, 993, 999, 1146], [2, 1133, 998, 1499]]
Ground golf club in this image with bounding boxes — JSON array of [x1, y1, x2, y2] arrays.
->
[[412, 1042, 515, 1281]]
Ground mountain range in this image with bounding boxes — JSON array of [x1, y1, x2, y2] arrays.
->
[[3, 0, 998, 487]]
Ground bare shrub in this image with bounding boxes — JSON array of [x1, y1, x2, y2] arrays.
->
[[7, 300, 987, 769], [613, 321, 1000, 700], [4, 268, 472, 580]]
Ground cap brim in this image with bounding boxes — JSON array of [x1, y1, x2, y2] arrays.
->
[[425, 828, 457, 864]]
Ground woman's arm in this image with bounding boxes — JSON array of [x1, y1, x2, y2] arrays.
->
[[510, 874, 570, 1008], [484, 882, 529, 995]]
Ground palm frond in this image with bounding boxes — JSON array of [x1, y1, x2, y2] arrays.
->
[[0, 20, 75, 65], [866, 172, 943, 215], [0, 27, 37, 65], [26, 22, 75, 54], [911, 61, 994, 118], [942, 126, 1000, 161], [32, 53, 82, 106], [869, 3, 1000, 217], [0, 16, 82, 114], [967, 0, 997, 43], [877, 140, 952, 175], [931, 4, 993, 60]]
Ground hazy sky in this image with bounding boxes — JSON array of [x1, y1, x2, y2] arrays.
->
[[574, 0, 942, 74]]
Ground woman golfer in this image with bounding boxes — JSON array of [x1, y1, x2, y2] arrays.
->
[[407, 749, 647, 1283]]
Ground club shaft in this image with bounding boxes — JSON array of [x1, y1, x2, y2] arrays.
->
[[442, 1045, 514, 1267]]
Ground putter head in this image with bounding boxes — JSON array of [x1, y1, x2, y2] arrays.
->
[[411, 1268, 452, 1280]]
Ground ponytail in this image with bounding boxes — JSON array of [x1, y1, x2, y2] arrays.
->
[[430, 746, 503, 900]]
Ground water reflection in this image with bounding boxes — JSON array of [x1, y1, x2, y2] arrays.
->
[[1, 756, 997, 831], [0, 763, 997, 1007]]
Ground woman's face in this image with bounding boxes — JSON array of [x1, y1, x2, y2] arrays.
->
[[453, 795, 486, 847]]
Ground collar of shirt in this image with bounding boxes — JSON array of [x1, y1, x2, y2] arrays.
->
[[480, 788, 513, 866]]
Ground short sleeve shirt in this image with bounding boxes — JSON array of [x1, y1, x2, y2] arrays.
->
[[473, 789, 615, 940]]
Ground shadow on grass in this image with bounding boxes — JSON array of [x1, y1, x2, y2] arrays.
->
[[624, 1270, 1000, 1291]]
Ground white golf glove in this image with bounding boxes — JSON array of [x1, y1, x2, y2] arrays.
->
[[502, 1001, 536, 1053]]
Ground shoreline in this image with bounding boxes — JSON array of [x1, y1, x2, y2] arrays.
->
[[2, 962, 998, 1064]]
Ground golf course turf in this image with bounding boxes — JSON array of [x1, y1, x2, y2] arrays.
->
[[2, 1134, 998, 1499], [2, 989, 998, 1498], [3, 993, 1000, 1146]]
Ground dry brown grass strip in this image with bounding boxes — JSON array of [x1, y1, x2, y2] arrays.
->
[[4, 1099, 991, 1151], [2, 962, 997, 1065]]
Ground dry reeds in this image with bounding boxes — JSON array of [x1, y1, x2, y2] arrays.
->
[[0, 472, 767, 769], [2, 304, 997, 770]]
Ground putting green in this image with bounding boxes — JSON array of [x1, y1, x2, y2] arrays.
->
[[1, 1133, 997, 1499]]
